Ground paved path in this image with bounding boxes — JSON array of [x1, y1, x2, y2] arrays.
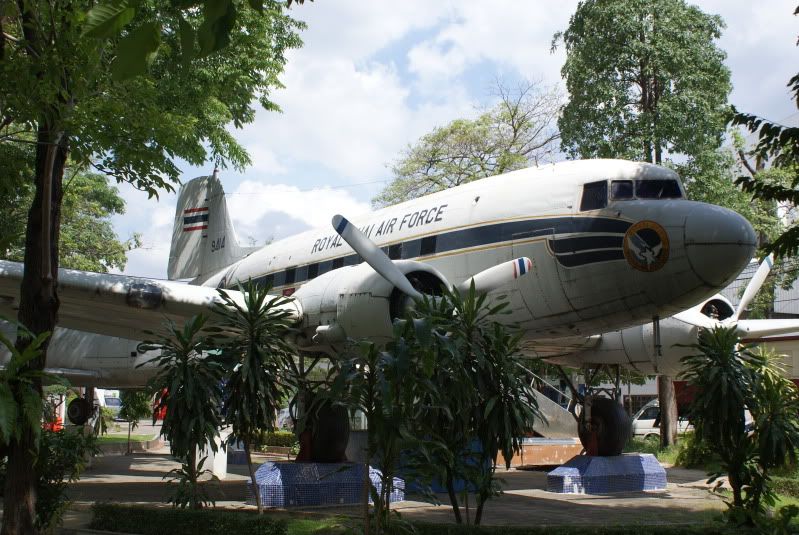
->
[[52, 450, 726, 530]]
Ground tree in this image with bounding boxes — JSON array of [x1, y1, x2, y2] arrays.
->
[[2, 171, 140, 272], [0, 3, 302, 532], [373, 80, 562, 207], [139, 315, 225, 509], [210, 282, 296, 514], [731, 6, 799, 259], [118, 390, 152, 455], [409, 286, 540, 525], [553, 0, 731, 164], [677, 138, 782, 250], [330, 325, 438, 535], [680, 328, 799, 528], [82, 0, 310, 80], [553, 0, 731, 448]]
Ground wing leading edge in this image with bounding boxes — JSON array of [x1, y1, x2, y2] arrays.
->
[[0, 260, 302, 340]]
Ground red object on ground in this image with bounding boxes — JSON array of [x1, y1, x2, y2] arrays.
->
[[43, 416, 63, 432], [153, 389, 167, 421]]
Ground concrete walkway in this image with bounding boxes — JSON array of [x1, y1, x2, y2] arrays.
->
[[49, 450, 727, 531]]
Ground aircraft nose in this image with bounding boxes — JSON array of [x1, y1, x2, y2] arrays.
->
[[684, 205, 756, 288]]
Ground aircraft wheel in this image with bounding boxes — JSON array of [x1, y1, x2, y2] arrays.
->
[[67, 398, 91, 425], [578, 396, 631, 456]]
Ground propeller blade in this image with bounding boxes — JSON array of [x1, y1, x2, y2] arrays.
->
[[331, 215, 422, 299], [673, 307, 721, 330], [455, 257, 534, 294], [736, 319, 799, 339], [735, 254, 774, 320]]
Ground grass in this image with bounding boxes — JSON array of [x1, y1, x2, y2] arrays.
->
[[623, 437, 681, 465], [96, 434, 156, 444], [285, 516, 352, 535]]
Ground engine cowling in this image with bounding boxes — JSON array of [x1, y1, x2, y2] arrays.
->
[[292, 260, 449, 348]]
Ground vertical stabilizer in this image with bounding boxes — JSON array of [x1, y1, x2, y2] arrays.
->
[[168, 172, 251, 281]]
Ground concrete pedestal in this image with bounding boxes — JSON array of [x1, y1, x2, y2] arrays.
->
[[547, 453, 666, 494], [249, 462, 404, 507]]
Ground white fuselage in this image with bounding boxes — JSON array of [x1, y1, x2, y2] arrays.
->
[[3, 159, 757, 386]]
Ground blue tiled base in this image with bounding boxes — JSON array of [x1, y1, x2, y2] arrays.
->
[[547, 454, 666, 494], [248, 462, 405, 507], [227, 449, 247, 465]]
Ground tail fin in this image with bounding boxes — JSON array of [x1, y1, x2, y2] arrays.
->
[[168, 172, 253, 281]]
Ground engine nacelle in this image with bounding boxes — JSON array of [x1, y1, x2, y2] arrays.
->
[[292, 260, 448, 348]]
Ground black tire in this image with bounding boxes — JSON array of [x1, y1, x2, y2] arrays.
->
[[67, 398, 91, 425], [310, 400, 350, 463], [578, 396, 632, 456]]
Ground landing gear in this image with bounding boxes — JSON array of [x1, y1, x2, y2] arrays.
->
[[66, 387, 96, 425], [556, 364, 632, 457], [578, 396, 631, 456], [67, 398, 91, 425]]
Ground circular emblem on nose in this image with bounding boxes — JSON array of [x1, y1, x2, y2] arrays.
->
[[623, 220, 670, 272]]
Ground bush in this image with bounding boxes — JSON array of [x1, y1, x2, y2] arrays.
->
[[771, 476, 799, 498], [255, 430, 296, 449], [0, 428, 99, 531], [405, 523, 750, 535], [674, 432, 719, 471], [90, 503, 288, 535]]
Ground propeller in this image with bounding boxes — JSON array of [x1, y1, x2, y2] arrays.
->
[[331, 214, 533, 298], [674, 254, 785, 337], [332, 215, 422, 299], [734, 254, 774, 321]]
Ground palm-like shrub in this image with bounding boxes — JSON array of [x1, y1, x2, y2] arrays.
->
[[139, 314, 224, 509], [680, 326, 799, 527], [211, 282, 296, 513]]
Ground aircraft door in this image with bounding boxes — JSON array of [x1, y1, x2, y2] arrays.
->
[[512, 228, 578, 333]]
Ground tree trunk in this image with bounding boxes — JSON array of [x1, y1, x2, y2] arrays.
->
[[362, 458, 370, 535], [2, 123, 67, 535], [126, 421, 132, 455], [244, 438, 263, 513], [189, 448, 198, 510], [445, 467, 462, 524], [658, 375, 678, 447]]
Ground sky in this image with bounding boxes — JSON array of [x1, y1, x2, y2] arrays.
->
[[112, 0, 799, 280]]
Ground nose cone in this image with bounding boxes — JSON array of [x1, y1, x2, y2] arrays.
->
[[685, 205, 756, 288]]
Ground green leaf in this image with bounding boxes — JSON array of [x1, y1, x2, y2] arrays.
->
[[111, 22, 161, 81], [84, 1, 136, 39], [178, 17, 196, 66], [247, 0, 263, 12], [0, 384, 16, 445], [198, 0, 237, 57]]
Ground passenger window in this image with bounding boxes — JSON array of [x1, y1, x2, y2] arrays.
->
[[580, 181, 608, 211], [307, 263, 319, 280], [635, 179, 682, 199], [388, 243, 402, 260], [284, 267, 296, 285], [611, 180, 633, 200], [420, 236, 437, 256]]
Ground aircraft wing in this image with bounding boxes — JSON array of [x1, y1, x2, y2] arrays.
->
[[0, 260, 302, 340]]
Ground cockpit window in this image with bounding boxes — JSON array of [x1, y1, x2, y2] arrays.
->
[[611, 180, 634, 200], [635, 179, 682, 199], [580, 181, 608, 211]]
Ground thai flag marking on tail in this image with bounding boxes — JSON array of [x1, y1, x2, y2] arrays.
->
[[183, 207, 209, 232]]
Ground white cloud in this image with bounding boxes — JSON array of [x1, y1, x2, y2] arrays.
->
[[226, 181, 371, 236]]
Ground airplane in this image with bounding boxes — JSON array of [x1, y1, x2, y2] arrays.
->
[[544, 254, 799, 377], [0, 158, 758, 456]]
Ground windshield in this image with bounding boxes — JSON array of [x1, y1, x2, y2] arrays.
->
[[635, 179, 682, 199]]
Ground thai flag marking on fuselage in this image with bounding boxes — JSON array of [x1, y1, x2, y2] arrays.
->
[[513, 257, 532, 279], [183, 207, 209, 232]]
